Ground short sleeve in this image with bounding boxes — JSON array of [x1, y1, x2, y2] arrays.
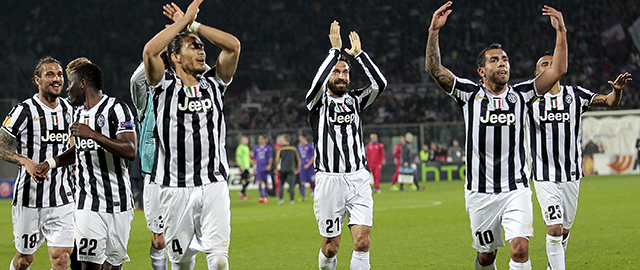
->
[[204, 67, 232, 91], [150, 71, 176, 96], [575, 86, 597, 107], [449, 77, 480, 104], [1, 104, 27, 138], [112, 102, 136, 135], [512, 78, 538, 102]]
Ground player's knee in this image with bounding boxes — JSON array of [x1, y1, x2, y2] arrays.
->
[[477, 251, 496, 265], [353, 235, 370, 252], [509, 238, 529, 262], [16, 253, 35, 268], [547, 224, 563, 237], [51, 254, 70, 268], [206, 254, 228, 270], [152, 234, 166, 249], [323, 243, 340, 258]]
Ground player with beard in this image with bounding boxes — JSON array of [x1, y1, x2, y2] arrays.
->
[[426, 2, 568, 269], [307, 21, 387, 270], [0, 56, 75, 270]]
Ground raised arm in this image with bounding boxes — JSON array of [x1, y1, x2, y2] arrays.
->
[[534, 5, 568, 95], [425, 1, 456, 93], [347, 31, 388, 109], [196, 24, 241, 83], [591, 72, 632, 108], [143, 0, 203, 86], [306, 21, 342, 110]]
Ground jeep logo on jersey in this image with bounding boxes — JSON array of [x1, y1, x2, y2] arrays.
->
[[328, 111, 356, 125], [177, 97, 214, 112], [539, 110, 570, 122], [40, 130, 70, 144], [479, 111, 516, 125], [76, 138, 102, 151]]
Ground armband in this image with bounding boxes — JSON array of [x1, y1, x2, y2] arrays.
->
[[45, 158, 57, 169], [188, 21, 201, 34]]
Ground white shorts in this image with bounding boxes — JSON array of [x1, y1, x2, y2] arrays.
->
[[533, 180, 580, 229], [313, 169, 374, 238], [159, 181, 231, 263], [465, 187, 534, 253], [74, 209, 134, 266], [143, 175, 164, 234], [12, 204, 74, 254]]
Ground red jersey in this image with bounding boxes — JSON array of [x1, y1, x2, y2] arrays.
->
[[393, 142, 403, 163], [366, 141, 386, 166]]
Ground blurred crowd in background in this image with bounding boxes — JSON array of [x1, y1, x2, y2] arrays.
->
[[1, 0, 639, 128]]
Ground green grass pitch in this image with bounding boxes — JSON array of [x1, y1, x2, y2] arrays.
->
[[1, 174, 638, 269]]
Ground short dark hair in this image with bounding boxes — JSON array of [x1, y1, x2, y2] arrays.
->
[[72, 63, 104, 90], [476, 43, 503, 68], [33, 56, 61, 85], [66, 57, 92, 76], [337, 53, 353, 76], [542, 51, 552, 57]]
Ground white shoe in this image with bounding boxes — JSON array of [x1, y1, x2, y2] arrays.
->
[[278, 199, 284, 205]]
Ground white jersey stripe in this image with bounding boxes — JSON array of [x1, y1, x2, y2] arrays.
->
[[529, 85, 596, 182], [2, 95, 74, 208], [307, 49, 387, 173], [73, 96, 135, 213], [452, 78, 536, 193], [152, 69, 230, 187]]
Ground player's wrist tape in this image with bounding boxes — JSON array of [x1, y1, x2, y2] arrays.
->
[[188, 21, 201, 34], [45, 158, 57, 169]]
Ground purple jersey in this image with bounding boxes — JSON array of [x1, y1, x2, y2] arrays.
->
[[253, 144, 273, 169], [298, 143, 314, 166]]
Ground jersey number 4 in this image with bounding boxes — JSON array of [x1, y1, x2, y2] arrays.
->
[[172, 239, 184, 255]]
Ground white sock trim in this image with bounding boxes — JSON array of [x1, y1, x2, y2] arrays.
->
[[508, 258, 532, 270], [319, 248, 337, 270], [474, 257, 496, 270]]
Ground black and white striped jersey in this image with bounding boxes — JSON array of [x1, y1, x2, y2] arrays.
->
[[151, 68, 230, 187], [450, 77, 537, 193], [73, 95, 135, 213], [528, 85, 596, 182], [2, 94, 74, 208], [306, 48, 387, 173]]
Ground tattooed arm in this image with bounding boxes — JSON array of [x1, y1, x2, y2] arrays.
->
[[425, 1, 456, 93], [0, 129, 37, 180], [591, 72, 632, 108]]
